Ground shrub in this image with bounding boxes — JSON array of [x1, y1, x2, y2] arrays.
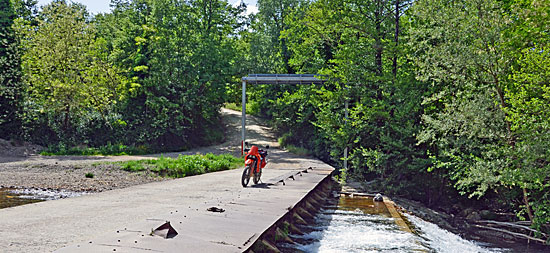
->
[[41, 144, 150, 156]]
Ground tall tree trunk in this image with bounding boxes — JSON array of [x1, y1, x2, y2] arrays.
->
[[392, 0, 400, 78], [375, 28, 383, 76], [374, 1, 383, 76], [373, 1, 384, 102], [522, 187, 534, 222], [281, 37, 293, 74]]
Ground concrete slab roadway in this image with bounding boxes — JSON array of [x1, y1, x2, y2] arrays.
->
[[0, 149, 334, 252]]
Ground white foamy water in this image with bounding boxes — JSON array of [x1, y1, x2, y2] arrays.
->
[[282, 206, 505, 253], [10, 188, 86, 200], [286, 208, 425, 252], [405, 213, 505, 253]]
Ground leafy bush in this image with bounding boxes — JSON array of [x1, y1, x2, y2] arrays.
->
[[283, 144, 311, 157], [41, 143, 150, 156]]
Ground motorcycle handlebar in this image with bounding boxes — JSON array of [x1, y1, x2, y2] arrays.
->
[[244, 149, 268, 156]]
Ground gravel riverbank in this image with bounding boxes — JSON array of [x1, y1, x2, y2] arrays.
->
[[0, 162, 166, 192]]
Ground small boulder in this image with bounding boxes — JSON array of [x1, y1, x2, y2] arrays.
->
[[460, 207, 475, 217], [480, 210, 497, 220], [374, 193, 384, 202], [466, 211, 481, 221]]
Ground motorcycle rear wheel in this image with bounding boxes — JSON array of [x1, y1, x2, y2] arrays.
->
[[253, 169, 262, 184], [241, 165, 251, 187]]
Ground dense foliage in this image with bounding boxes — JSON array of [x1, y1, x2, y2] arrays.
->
[[246, 0, 550, 235], [0, 0, 23, 138], [94, 0, 247, 149], [4, 0, 246, 150], [40, 143, 149, 156], [1, 0, 548, 236], [18, 1, 128, 145]]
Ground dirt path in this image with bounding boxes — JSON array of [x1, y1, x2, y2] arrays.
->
[[0, 108, 277, 192]]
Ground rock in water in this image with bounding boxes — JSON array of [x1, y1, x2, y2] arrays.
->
[[374, 193, 383, 202]]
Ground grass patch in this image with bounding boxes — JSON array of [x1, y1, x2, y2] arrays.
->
[[85, 172, 94, 178], [41, 144, 150, 156], [278, 135, 311, 156], [285, 145, 311, 156], [224, 102, 259, 115], [118, 153, 243, 178]]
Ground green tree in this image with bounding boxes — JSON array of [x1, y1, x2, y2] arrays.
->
[[0, 0, 23, 138], [505, 45, 550, 230], [411, 0, 512, 195], [20, 1, 127, 144], [11, 0, 37, 24], [412, 0, 550, 229], [98, 0, 246, 149], [502, 0, 550, 230], [254, 0, 435, 203], [255, 0, 304, 73]]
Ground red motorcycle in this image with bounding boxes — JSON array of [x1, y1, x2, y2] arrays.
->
[[241, 142, 269, 187]]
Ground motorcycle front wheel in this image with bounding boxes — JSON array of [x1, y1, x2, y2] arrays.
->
[[241, 165, 251, 187]]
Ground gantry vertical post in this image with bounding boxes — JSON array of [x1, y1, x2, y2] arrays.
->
[[241, 80, 246, 156]]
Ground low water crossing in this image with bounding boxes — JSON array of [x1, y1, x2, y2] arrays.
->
[[1, 186, 548, 252]]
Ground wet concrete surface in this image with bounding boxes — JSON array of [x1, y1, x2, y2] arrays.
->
[[0, 149, 334, 252]]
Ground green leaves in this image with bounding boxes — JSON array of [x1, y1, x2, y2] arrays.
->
[[249, 0, 433, 198], [411, 0, 550, 228], [503, 44, 550, 224], [253, 0, 549, 234], [411, 0, 511, 193], [18, 1, 128, 144], [0, 0, 23, 138], [95, 0, 246, 149]]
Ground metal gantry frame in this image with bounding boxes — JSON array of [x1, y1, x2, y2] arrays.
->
[[240, 74, 349, 170]]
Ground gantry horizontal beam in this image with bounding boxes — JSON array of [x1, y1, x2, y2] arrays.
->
[[242, 74, 328, 85]]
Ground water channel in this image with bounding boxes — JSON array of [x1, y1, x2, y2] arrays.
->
[[279, 194, 548, 253]]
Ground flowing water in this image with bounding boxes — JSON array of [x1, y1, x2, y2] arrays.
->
[[279, 195, 511, 253], [0, 188, 85, 209], [0, 188, 43, 209]]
